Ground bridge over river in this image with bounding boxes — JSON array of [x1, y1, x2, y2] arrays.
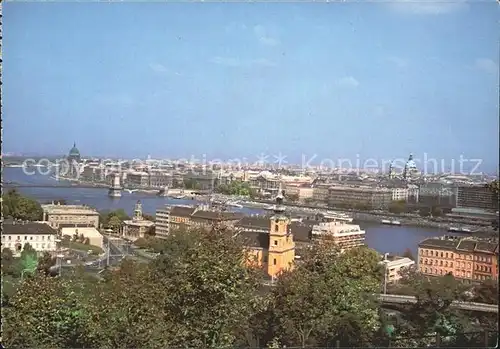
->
[[4, 182, 108, 189]]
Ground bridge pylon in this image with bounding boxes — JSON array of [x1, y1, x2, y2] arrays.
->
[[108, 174, 122, 198]]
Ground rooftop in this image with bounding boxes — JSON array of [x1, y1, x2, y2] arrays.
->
[[3, 221, 58, 235], [42, 204, 99, 215]]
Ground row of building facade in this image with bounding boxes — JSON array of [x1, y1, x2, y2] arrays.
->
[[417, 236, 499, 282]]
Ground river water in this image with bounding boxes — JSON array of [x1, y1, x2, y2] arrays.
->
[[3, 167, 448, 255]]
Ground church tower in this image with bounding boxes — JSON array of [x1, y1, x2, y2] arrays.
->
[[388, 161, 395, 179], [267, 181, 295, 279], [133, 200, 143, 221]]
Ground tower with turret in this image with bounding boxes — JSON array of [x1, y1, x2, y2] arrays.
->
[[267, 181, 295, 278], [133, 200, 143, 221], [108, 173, 122, 198]]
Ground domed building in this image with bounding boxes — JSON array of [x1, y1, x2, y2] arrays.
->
[[67, 142, 81, 163], [403, 153, 420, 182]]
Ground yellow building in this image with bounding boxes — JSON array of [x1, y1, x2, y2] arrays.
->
[[418, 236, 499, 282], [236, 191, 295, 279]]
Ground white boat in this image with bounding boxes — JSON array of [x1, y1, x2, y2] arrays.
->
[[324, 211, 354, 223], [226, 201, 243, 208], [391, 220, 401, 226], [448, 227, 460, 232], [381, 219, 391, 224]]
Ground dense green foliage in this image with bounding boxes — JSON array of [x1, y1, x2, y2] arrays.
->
[[2, 227, 498, 348], [216, 180, 256, 197], [99, 208, 130, 229], [183, 178, 202, 190], [2, 189, 43, 221]]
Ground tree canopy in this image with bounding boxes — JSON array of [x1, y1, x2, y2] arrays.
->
[[2, 189, 43, 221], [2, 225, 497, 348]]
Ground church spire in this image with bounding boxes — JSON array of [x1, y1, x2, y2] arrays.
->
[[273, 175, 285, 215]]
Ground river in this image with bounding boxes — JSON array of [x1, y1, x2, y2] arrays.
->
[[3, 167, 451, 255]]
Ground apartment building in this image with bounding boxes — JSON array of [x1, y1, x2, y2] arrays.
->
[[2, 221, 58, 256], [156, 205, 243, 236], [155, 206, 171, 239], [391, 187, 409, 201], [418, 236, 499, 282], [42, 203, 100, 229], [312, 184, 331, 204], [126, 170, 173, 188], [457, 185, 499, 211], [285, 184, 314, 201], [311, 221, 366, 252], [328, 186, 393, 210]]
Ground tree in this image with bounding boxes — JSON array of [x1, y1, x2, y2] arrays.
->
[[99, 209, 130, 227], [1, 248, 18, 277], [402, 248, 415, 261], [84, 259, 173, 348], [389, 201, 406, 214], [143, 213, 155, 221], [271, 242, 383, 347], [37, 252, 57, 277], [2, 189, 43, 221], [396, 270, 472, 342], [2, 274, 94, 349], [152, 225, 263, 347], [431, 206, 443, 217], [108, 216, 123, 233]]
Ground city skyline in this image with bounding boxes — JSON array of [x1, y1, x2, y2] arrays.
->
[[3, 2, 499, 172]]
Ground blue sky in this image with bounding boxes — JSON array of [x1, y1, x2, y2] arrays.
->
[[3, 1, 499, 171]]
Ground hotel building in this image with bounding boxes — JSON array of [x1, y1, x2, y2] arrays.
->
[[311, 221, 366, 252]]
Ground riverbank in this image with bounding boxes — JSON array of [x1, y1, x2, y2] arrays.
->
[[240, 198, 496, 234]]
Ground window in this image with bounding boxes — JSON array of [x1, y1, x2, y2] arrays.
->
[[445, 261, 448, 267], [450, 262, 453, 267], [24, 236, 27, 240], [275, 224, 279, 232], [451, 253, 453, 258], [440, 261, 443, 266], [8, 236, 11, 241], [424, 268, 428, 273], [47, 236, 51, 240], [274, 240, 278, 246], [273, 258, 277, 265], [30, 236, 33, 240], [430, 251, 434, 256], [440, 252, 443, 257], [446, 252, 448, 258], [42, 236, 45, 241]]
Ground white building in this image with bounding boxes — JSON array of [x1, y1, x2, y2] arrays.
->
[[60, 227, 104, 249], [380, 256, 415, 283], [2, 221, 58, 256], [155, 206, 170, 239], [311, 221, 366, 252], [42, 203, 100, 229], [391, 187, 409, 201]]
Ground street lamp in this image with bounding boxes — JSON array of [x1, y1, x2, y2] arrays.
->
[[383, 253, 389, 295]]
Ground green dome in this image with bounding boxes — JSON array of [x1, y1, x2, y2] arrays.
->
[[69, 142, 80, 156]]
